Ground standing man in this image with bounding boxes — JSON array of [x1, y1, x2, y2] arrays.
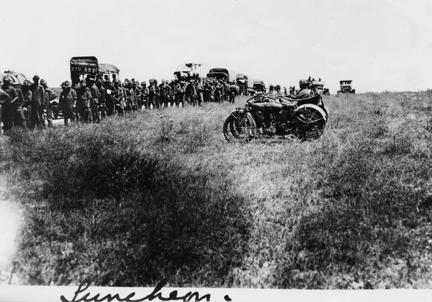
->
[[203, 80, 212, 103], [40, 79, 57, 127], [140, 81, 148, 109], [0, 78, 18, 131], [15, 80, 32, 128], [30, 75, 45, 129], [0, 81, 10, 133], [196, 80, 203, 106], [87, 77, 101, 123], [103, 75, 115, 116], [148, 79, 159, 109], [185, 80, 197, 106], [96, 79, 107, 118], [59, 81, 76, 125], [215, 80, 223, 103], [228, 82, 237, 103], [114, 80, 126, 115], [76, 80, 92, 122]]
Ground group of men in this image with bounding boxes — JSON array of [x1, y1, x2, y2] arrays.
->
[[0, 74, 243, 130], [0, 72, 318, 132], [0, 75, 57, 131], [59, 75, 243, 126]]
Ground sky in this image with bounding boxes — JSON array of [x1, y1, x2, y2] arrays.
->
[[1, 0, 432, 93]]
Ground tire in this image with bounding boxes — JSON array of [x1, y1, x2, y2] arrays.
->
[[223, 111, 256, 142], [293, 104, 327, 141]]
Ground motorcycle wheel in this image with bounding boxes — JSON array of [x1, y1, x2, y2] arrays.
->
[[293, 106, 326, 141], [223, 111, 256, 142]]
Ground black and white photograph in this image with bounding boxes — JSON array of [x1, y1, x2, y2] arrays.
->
[[1, 0, 432, 301]]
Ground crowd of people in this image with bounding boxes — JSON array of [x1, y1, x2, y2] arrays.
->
[[0, 72, 322, 132], [0, 74, 245, 131]]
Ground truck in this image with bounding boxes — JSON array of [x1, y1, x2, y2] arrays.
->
[[206, 68, 236, 83], [337, 80, 355, 94], [70, 56, 120, 85]]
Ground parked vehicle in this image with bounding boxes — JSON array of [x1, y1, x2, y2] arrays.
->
[[337, 80, 355, 94], [0, 70, 29, 88], [207, 68, 235, 82], [70, 56, 120, 84], [223, 93, 328, 142], [174, 63, 204, 82], [252, 80, 266, 94]]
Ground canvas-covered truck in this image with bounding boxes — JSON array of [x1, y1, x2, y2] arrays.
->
[[206, 68, 236, 83], [70, 56, 120, 85], [337, 80, 355, 94], [0, 70, 29, 87]]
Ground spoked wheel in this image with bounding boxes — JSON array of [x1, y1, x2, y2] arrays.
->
[[293, 105, 327, 141], [223, 111, 256, 142]]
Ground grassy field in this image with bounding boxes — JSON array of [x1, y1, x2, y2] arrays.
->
[[2, 91, 432, 288]]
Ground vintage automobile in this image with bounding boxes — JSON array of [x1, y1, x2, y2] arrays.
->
[[337, 80, 355, 94], [70, 56, 120, 85]]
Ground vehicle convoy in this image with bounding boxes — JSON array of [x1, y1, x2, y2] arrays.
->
[[70, 56, 120, 84], [223, 92, 328, 142], [337, 80, 355, 94]]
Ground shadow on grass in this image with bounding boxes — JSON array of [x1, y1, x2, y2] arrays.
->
[[7, 127, 250, 286]]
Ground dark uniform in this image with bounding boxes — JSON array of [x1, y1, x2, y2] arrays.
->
[[40, 79, 57, 128], [140, 82, 149, 109], [103, 79, 116, 116], [30, 76, 45, 129], [228, 83, 237, 103], [59, 81, 76, 125], [88, 81, 101, 123], [114, 82, 126, 115], [96, 80, 107, 118], [148, 80, 159, 109], [0, 79, 18, 131], [290, 80, 311, 99], [203, 81, 212, 103], [15, 83, 31, 128], [76, 82, 92, 122]]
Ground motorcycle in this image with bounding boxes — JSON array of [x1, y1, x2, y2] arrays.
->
[[223, 93, 328, 142]]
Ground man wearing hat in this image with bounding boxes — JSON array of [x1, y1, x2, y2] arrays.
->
[[76, 79, 92, 122], [0, 81, 10, 132], [59, 81, 76, 125], [103, 75, 115, 116], [95, 79, 107, 118], [87, 76, 100, 123], [290, 79, 311, 99], [15, 80, 32, 128], [30, 75, 46, 129], [0, 77, 18, 131], [40, 79, 57, 128]]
